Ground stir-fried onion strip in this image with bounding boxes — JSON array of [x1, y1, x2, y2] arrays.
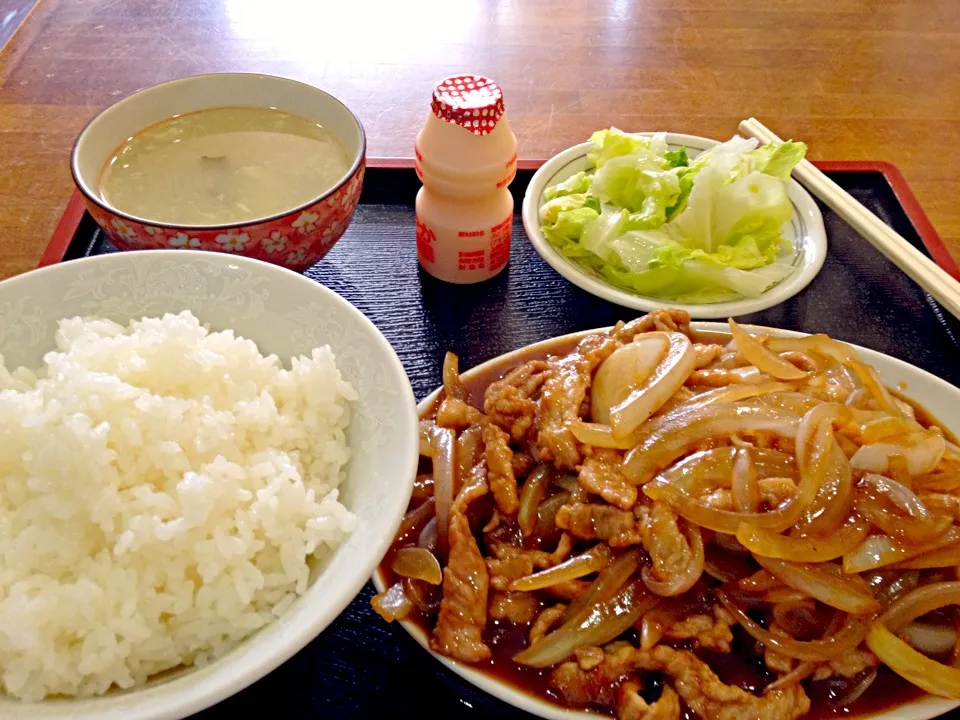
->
[[431, 427, 456, 561], [867, 623, 960, 700], [728, 319, 807, 381], [392, 547, 443, 586], [513, 579, 657, 668], [641, 524, 704, 597], [518, 464, 551, 536], [442, 351, 468, 401], [625, 405, 799, 485], [737, 517, 870, 563], [752, 555, 880, 615], [719, 590, 872, 661], [509, 545, 612, 592]]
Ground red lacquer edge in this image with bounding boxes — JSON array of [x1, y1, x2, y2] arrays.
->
[[39, 191, 88, 267], [40, 159, 958, 282]]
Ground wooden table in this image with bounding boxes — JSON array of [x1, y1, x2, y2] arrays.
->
[[2, 0, 960, 280]]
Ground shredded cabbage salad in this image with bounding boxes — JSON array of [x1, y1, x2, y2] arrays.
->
[[539, 129, 808, 303]]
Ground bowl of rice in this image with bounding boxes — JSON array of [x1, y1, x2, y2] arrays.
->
[[0, 251, 418, 718]]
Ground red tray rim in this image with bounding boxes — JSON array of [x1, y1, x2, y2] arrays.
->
[[41, 160, 960, 281]]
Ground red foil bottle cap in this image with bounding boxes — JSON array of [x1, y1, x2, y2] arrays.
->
[[431, 75, 505, 136]]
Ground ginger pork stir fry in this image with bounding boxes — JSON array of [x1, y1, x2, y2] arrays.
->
[[374, 310, 960, 719]]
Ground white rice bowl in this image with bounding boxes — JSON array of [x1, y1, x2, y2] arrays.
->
[[0, 311, 356, 701], [0, 251, 418, 719]]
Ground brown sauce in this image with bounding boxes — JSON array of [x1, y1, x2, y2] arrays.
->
[[381, 329, 948, 719]]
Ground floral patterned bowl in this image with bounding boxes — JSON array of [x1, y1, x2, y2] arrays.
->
[[71, 73, 365, 271]]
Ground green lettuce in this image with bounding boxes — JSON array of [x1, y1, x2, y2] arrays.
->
[[539, 129, 807, 303]]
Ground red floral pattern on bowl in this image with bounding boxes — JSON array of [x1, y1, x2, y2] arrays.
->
[[82, 162, 364, 272]]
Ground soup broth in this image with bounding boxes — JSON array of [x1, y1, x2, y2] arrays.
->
[[99, 106, 351, 225]]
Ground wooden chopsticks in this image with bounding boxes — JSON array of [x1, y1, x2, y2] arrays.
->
[[739, 118, 960, 320]]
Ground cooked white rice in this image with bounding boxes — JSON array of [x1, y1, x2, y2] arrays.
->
[[0, 310, 357, 701]]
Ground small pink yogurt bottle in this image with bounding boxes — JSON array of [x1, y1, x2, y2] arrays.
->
[[415, 75, 518, 283]]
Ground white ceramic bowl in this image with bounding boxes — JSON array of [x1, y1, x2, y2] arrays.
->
[[521, 133, 827, 319], [0, 251, 418, 719], [374, 323, 959, 720]]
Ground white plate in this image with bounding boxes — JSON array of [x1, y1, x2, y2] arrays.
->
[[0, 251, 419, 720], [373, 322, 960, 720], [521, 133, 828, 320]]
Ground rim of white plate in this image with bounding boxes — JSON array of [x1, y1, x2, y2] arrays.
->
[[521, 133, 828, 320], [372, 322, 959, 720]]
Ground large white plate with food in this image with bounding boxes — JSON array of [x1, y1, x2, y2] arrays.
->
[[373, 316, 959, 720], [522, 132, 827, 319], [0, 251, 419, 719]]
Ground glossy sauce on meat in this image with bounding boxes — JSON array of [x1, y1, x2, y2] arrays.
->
[[378, 330, 940, 719]]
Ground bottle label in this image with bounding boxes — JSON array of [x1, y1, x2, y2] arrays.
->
[[490, 216, 512, 272], [416, 215, 437, 264]]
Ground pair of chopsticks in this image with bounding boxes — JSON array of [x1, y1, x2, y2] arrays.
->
[[739, 118, 960, 320]]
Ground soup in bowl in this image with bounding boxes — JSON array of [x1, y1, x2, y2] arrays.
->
[[71, 73, 365, 271]]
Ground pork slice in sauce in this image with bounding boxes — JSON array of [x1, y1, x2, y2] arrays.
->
[[579, 449, 638, 510], [436, 395, 484, 430], [431, 465, 492, 663], [639, 502, 697, 586], [537, 333, 620, 469], [611, 309, 692, 342], [618, 680, 681, 720], [489, 590, 540, 624], [483, 422, 520, 515], [484, 360, 552, 442], [556, 502, 642, 547]]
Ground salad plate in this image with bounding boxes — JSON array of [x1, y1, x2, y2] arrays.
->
[[521, 132, 827, 319]]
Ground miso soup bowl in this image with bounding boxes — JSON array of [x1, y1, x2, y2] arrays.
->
[[71, 73, 365, 272]]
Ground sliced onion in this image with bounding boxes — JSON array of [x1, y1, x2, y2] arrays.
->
[[513, 578, 656, 668], [442, 351, 468, 400], [851, 433, 946, 476], [432, 426, 456, 561], [624, 405, 799, 485], [879, 581, 960, 633], [642, 524, 704, 597], [392, 547, 443, 585], [534, 491, 570, 540], [668, 381, 792, 415], [753, 555, 880, 614], [419, 420, 435, 457], [851, 360, 908, 420], [729, 319, 807, 381], [518, 463, 551, 536], [856, 473, 950, 543], [719, 591, 872, 661], [732, 447, 760, 512], [765, 661, 816, 692], [591, 333, 670, 425], [903, 622, 959, 655], [609, 332, 696, 439], [563, 548, 641, 622], [738, 518, 870, 563], [862, 415, 916, 443], [895, 543, 960, 569], [655, 446, 797, 494], [766, 334, 860, 365], [747, 392, 820, 416], [418, 517, 438, 552], [371, 582, 413, 622], [831, 667, 878, 707], [569, 420, 634, 450], [396, 498, 436, 541], [509, 545, 611, 592], [866, 622, 960, 699], [844, 527, 960, 573], [795, 442, 854, 535], [456, 424, 483, 490]]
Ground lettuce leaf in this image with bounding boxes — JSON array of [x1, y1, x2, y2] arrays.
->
[[543, 171, 593, 201], [538, 130, 808, 303]]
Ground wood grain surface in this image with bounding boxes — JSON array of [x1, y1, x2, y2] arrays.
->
[[1, 0, 959, 279]]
